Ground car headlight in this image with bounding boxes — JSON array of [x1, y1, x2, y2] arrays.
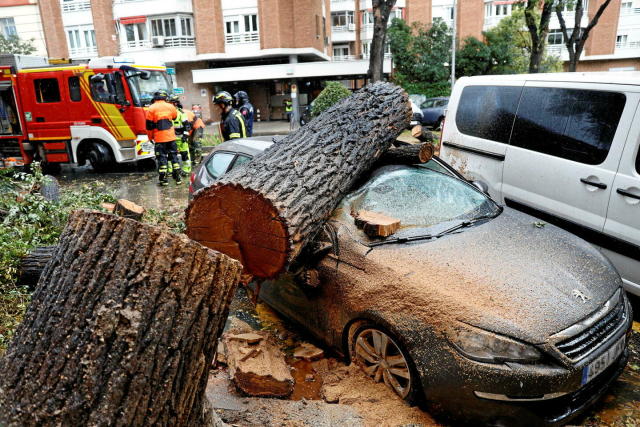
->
[[448, 324, 541, 364]]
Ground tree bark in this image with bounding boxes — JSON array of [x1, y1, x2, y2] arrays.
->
[[525, 0, 553, 73], [376, 143, 434, 166], [367, 0, 396, 82], [186, 82, 412, 280], [0, 210, 242, 426], [17, 245, 56, 291]]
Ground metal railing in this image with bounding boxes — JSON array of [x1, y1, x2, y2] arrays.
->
[[163, 36, 195, 47], [225, 32, 259, 44], [332, 54, 357, 61], [616, 41, 640, 49], [61, 0, 91, 12], [69, 45, 98, 57], [332, 23, 355, 32], [546, 45, 565, 55]]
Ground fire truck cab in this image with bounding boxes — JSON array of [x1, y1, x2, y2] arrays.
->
[[0, 55, 173, 172]]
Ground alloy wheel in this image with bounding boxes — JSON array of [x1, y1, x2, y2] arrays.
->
[[354, 328, 412, 399]]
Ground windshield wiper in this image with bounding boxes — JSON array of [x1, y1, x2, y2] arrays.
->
[[367, 211, 501, 248]]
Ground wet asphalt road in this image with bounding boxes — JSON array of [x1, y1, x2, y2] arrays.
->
[[58, 165, 640, 426]]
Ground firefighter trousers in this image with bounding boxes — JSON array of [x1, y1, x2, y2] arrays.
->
[[190, 128, 204, 165], [155, 141, 181, 185], [176, 136, 191, 175]]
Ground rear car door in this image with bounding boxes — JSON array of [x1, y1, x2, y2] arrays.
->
[[440, 80, 524, 200], [603, 102, 640, 293], [501, 82, 633, 233]]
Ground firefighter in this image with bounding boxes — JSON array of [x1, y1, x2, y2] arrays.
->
[[284, 98, 293, 123], [187, 108, 205, 165], [213, 91, 246, 141], [233, 91, 254, 137], [169, 95, 192, 177], [146, 90, 181, 186]]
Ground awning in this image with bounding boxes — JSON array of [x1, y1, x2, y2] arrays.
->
[[120, 16, 146, 25]]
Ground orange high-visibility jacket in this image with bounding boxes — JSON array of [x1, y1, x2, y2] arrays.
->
[[146, 100, 178, 143]]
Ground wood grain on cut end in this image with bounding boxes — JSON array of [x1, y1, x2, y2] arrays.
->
[[186, 184, 290, 279], [354, 210, 401, 237]]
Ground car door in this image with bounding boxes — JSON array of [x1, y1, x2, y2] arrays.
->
[[502, 82, 634, 233], [603, 101, 640, 293], [440, 80, 524, 200], [23, 73, 70, 140]]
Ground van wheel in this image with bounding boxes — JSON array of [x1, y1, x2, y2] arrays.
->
[[87, 142, 113, 172], [349, 322, 420, 404]]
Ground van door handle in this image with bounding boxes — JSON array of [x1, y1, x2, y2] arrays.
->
[[35, 117, 45, 122], [580, 178, 607, 189], [616, 188, 640, 200]]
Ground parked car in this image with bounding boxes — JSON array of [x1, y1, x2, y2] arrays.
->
[[419, 97, 448, 130], [439, 73, 640, 298], [191, 137, 632, 425]]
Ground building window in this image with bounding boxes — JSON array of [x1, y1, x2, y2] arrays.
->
[[124, 23, 148, 47], [333, 45, 349, 59], [224, 14, 259, 44], [616, 34, 629, 46], [0, 17, 17, 38], [34, 79, 61, 103], [621, 2, 633, 13], [150, 15, 194, 47], [361, 41, 391, 59], [495, 4, 510, 16], [547, 29, 565, 45], [362, 9, 402, 26], [66, 26, 97, 57], [485, 3, 492, 17], [445, 7, 454, 20], [331, 11, 354, 30]]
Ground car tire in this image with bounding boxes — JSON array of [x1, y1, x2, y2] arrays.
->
[[87, 142, 113, 173], [349, 322, 420, 404], [434, 118, 443, 131]]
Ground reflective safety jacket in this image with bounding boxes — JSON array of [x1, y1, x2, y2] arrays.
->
[[238, 102, 254, 137], [146, 100, 177, 143], [173, 108, 191, 137], [221, 108, 247, 141]]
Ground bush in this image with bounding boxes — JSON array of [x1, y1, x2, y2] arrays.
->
[[311, 81, 351, 117]]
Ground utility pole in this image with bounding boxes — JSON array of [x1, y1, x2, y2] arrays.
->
[[451, 0, 456, 90]]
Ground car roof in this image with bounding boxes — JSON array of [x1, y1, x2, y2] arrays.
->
[[212, 136, 275, 156], [457, 72, 640, 86]]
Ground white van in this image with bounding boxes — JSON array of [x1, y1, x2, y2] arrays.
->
[[440, 72, 640, 296]]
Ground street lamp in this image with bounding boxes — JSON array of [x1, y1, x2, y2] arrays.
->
[[451, 0, 456, 90]]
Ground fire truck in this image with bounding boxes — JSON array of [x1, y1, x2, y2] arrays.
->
[[0, 55, 174, 172]]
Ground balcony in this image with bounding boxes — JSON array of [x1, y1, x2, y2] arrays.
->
[[616, 41, 640, 50], [61, 0, 91, 12], [69, 45, 98, 58], [332, 54, 357, 61], [112, 0, 193, 19], [333, 23, 356, 42], [330, 0, 355, 12], [122, 36, 195, 50], [225, 32, 259, 45]]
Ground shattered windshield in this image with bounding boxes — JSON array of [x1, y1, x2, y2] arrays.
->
[[125, 70, 173, 106], [341, 165, 499, 233]]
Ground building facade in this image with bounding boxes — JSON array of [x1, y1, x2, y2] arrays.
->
[[0, 0, 48, 56], [13, 0, 640, 121]]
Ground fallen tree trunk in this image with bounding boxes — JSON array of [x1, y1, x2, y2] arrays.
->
[[0, 210, 242, 426], [186, 82, 411, 279], [114, 199, 145, 220], [17, 245, 56, 291], [376, 143, 434, 167]]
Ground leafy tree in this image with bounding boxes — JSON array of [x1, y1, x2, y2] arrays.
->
[[368, 0, 397, 82], [388, 18, 452, 97], [555, 0, 614, 71], [0, 35, 36, 55], [311, 81, 351, 117], [524, 0, 554, 73]]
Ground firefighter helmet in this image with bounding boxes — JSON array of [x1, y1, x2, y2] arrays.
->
[[153, 90, 169, 101], [213, 91, 233, 105], [233, 90, 249, 104]]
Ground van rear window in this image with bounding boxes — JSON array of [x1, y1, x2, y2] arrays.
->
[[455, 85, 522, 144], [511, 87, 625, 165]]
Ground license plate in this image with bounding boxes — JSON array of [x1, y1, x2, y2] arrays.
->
[[581, 336, 625, 385], [142, 142, 154, 152]]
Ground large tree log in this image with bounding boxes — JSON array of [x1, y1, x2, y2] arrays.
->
[[17, 245, 56, 291], [376, 143, 434, 167], [186, 82, 411, 279], [0, 210, 242, 426]]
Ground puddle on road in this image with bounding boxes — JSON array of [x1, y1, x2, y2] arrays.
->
[[289, 358, 324, 401]]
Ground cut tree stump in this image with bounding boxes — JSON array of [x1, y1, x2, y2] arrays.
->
[[17, 245, 56, 291], [223, 330, 294, 397], [0, 210, 242, 426], [353, 210, 401, 238], [186, 82, 412, 280], [376, 143, 434, 167], [113, 198, 145, 220]]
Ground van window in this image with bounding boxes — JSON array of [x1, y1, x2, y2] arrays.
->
[[455, 85, 521, 144], [34, 78, 61, 103], [511, 87, 625, 165], [68, 76, 81, 102]]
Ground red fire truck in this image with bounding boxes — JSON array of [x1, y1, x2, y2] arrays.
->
[[0, 55, 174, 172]]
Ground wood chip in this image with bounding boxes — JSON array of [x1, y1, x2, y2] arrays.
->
[[353, 210, 401, 238], [227, 333, 264, 344], [293, 343, 324, 361]]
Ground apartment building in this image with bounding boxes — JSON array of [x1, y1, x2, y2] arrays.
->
[[0, 0, 47, 56]]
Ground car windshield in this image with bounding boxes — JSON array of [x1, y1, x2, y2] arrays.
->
[[339, 165, 500, 236], [125, 69, 173, 106]]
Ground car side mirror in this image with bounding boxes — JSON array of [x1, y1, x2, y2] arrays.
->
[[472, 180, 489, 193]]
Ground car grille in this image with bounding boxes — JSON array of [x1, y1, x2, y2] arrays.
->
[[555, 297, 626, 361]]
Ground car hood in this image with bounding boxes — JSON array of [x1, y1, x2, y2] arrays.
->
[[338, 208, 621, 344]]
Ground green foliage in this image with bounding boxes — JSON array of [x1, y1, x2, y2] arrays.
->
[[311, 81, 352, 117], [0, 35, 36, 55], [388, 18, 453, 97]]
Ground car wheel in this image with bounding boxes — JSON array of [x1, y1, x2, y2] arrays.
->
[[350, 323, 418, 402], [434, 118, 443, 131], [87, 142, 113, 172]]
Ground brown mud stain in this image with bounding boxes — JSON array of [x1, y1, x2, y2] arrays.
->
[[288, 358, 324, 400]]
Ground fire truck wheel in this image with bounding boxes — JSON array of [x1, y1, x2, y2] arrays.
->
[[87, 142, 114, 172], [40, 175, 60, 202]]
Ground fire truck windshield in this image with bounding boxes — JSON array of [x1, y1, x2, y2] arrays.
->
[[125, 69, 173, 106]]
